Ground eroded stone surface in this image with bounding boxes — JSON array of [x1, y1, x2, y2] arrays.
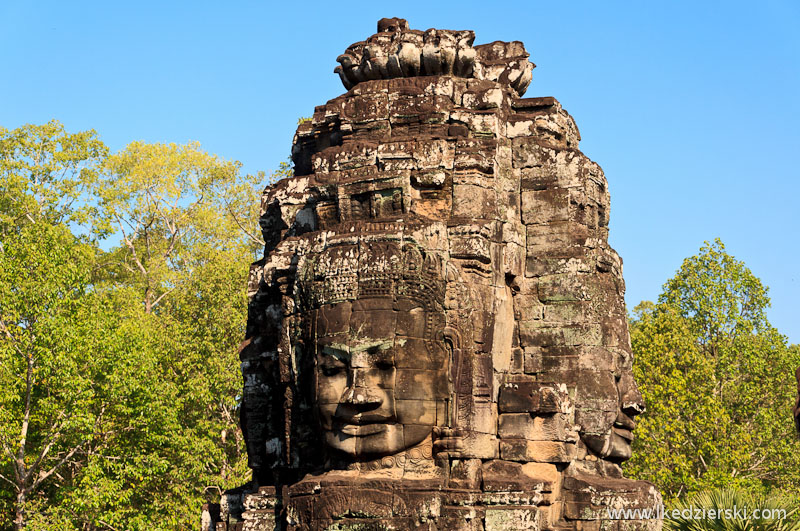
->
[[334, 17, 534, 97], [202, 18, 662, 531]]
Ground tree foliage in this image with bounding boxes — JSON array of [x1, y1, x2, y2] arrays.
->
[[626, 239, 800, 500], [0, 222, 107, 530], [0, 122, 265, 529], [0, 120, 107, 234], [96, 140, 257, 313]]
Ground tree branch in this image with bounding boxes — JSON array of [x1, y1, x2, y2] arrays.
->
[[147, 187, 177, 235], [31, 442, 86, 492], [0, 316, 21, 347], [224, 200, 264, 246], [150, 281, 182, 310], [114, 214, 147, 278], [27, 410, 71, 479], [97, 518, 121, 531], [162, 226, 180, 261], [27, 406, 105, 494], [0, 471, 16, 488], [15, 350, 35, 485]]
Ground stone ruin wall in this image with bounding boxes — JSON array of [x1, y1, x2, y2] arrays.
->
[[205, 18, 662, 531]]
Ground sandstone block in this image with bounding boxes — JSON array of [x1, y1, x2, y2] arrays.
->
[[498, 377, 561, 414], [499, 413, 569, 441], [521, 188, 570, 225], [484, 507, 541, 531], [519, 322, 603, 348], [500, 440, 577, 463], [453, 183, 497, 218]]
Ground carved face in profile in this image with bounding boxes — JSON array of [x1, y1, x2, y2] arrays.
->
[[312, 297, 448, 458], [578, 365, 644, 462]]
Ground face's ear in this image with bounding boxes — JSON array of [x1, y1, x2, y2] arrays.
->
[[441, 326, 462, 428], [442, 326, 461, 353]]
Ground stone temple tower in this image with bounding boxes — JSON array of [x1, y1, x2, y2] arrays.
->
[[204, 17, 662, 531]]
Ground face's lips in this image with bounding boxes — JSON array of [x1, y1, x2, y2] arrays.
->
[[336, 423, 388, 436], [334, 413, 394, 425], [615, 411, 637, 431], [611, 411, 636, 443], [331, 414, 396, 437], [612, 426, 634, 442]]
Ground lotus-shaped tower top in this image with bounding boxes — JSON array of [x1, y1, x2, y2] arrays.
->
[[334, 17, 535, 97]]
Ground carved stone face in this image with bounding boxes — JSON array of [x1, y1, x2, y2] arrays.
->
[[579, 368, 645, 462], [313, 297, 448, 457]]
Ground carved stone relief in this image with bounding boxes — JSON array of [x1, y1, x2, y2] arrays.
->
[[203, 17, 662, 531]]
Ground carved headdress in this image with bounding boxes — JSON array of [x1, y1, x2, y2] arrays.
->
[[297, 238, 446, 311]]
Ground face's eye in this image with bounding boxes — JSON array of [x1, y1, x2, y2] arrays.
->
[[318, 344, 348, 377], [321, 365, 344, 377], [375, 360, 394, 371]]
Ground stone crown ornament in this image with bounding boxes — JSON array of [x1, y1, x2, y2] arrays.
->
[[298, 240, 446, 310], [335, 17, 534, 97]]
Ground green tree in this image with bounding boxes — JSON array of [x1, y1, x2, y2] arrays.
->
[[0, 121, 110, 529], [95, 140, 251, 313], [88, 140, 263, 525], [0, 120, 107, 234], [0, 120, 291, 527], [1, 125, 260, 528], [0, 222, 116, 530], [626, 239, 800, 500]]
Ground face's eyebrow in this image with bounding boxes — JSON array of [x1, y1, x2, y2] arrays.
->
[[316, 334, 345, 346], [319, 344, 350, 363], [350, 339, 394, 354]]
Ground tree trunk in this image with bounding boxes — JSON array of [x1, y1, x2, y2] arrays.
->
[[14, 488, 26, 531]]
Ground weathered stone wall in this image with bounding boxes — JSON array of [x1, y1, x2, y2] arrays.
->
[[205, 18, 661, 531]]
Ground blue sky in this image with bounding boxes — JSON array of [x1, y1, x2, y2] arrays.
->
[[2, 1, 798, 342]]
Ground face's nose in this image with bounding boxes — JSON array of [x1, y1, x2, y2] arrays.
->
[[619, 372, 645, 418], [340, 368, 384, 408]]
